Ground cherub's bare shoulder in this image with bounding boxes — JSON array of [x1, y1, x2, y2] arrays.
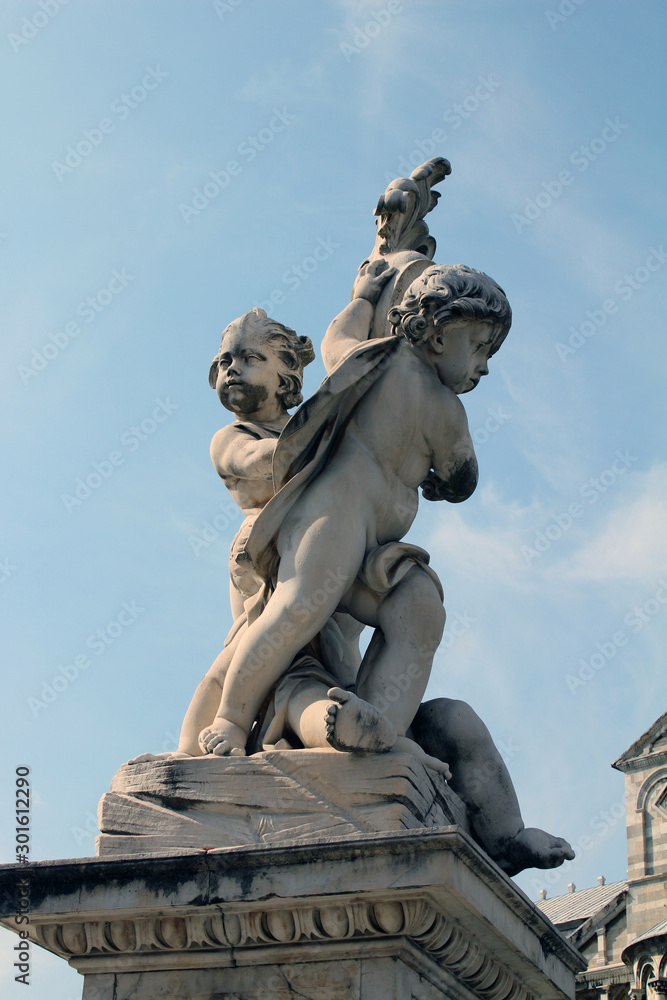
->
[[442, 383, 469, 428], [416, 367, 468, 425], [211, 423, 243, 449], [210, 423, 254, 472]]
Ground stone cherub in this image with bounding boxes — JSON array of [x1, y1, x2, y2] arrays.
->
[[198, 262, 510, 764], [130, 158, 575, 876], [130, 307, 414, 762]]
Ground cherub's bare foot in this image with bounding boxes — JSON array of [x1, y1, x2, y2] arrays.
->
[[126, 751, 194, 765], [325, 687, 397, 753], [392, 735, 452, 778], [495, 827, 575, 876], [198, 719, 247, 757]]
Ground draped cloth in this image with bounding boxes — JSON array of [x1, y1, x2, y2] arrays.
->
[[226, 336, 443, 750], [246, 336, 402, 581]]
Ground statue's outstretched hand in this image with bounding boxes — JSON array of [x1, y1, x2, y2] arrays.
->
[[352, 258, 396, 305]]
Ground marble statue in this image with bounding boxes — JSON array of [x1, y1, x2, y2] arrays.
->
[[129, 158, 574, 877]]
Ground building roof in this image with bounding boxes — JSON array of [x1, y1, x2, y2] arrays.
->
[[537, 881, 628, 925], [625, 917, 667, 950], [612, 712, 667, 772]]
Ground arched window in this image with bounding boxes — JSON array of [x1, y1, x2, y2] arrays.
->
[[636, 769, 667, 876]]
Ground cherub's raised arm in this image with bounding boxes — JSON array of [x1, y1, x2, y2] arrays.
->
[[321, 299, 375, 372], [422, 392, 478, 503], [321, 259, 396, 372], [210, 425, 276, 482]]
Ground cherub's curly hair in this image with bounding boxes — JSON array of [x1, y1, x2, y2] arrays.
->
[[388, 264, 512, 353], [209, 307, 315, 409]]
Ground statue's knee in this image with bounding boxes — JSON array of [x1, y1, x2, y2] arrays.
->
[[447, 700, 490, 744], [419, 698, 482, 736], [402, 569, 445, 634]]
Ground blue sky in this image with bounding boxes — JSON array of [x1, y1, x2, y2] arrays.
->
[[1, 1, 666, 995]]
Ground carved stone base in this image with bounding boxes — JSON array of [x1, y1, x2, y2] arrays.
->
[[97, 750, 470, 856], [0, 827, 585, 1000]]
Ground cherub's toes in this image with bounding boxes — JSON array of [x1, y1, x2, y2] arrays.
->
[[207, 733, 228, 751], [198, 730, 212, 749], [327, 686, 349, 706], [556, 839, 575, 861], [211, 741, 245, 757]]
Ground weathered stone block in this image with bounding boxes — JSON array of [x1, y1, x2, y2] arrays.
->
[[97, 750, 470, 856]]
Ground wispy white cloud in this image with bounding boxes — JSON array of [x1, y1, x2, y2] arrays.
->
[[557, 462, 667, 583]]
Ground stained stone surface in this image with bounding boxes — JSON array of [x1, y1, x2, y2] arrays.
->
[[0, 827, 585, 1000], [97, 750, 470, 857]]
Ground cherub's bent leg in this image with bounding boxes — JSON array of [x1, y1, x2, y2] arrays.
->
[[208, 515, 367, 751], [353, 566, 446, 736], [178, 644, 236, 754], [412, 698, 522, 840], [410, 699, 574, 874]]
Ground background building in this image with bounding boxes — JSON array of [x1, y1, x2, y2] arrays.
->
[[538, 713, 667, 1000]]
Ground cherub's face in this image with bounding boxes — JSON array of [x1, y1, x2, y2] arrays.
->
[[215, 328, 283, 417], [428, 319, 496, 394]]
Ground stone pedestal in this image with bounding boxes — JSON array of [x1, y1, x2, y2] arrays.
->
[[0, 825, 585, 999]]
